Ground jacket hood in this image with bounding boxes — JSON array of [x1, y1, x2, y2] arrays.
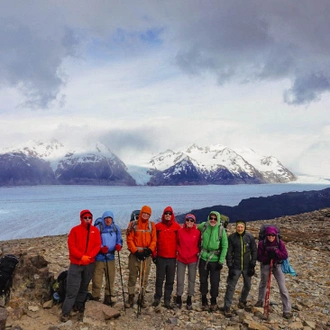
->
[[80, 209, 93, 228], [265, 226, 278, 236], [207, 211, 221, 225], [236, 220, 246, 235], [101, 210, 115, 227], [162, 206, 176, 226]]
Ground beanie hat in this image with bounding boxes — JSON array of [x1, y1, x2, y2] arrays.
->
[[265, 226, 278, 236], [185, 214, 196, 222], [80, 209, 92, 218], [140, 205, 152, 215]]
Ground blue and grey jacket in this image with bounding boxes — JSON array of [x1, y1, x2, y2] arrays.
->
[[95, 210, 123, 262]]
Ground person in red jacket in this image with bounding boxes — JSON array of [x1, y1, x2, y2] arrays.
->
[[152, 206, 181, 308], [175, 214, 201, 310], [61, 209, 101, 322]]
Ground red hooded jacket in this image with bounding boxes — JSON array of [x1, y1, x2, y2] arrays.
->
[[155, 206, 181, 258], [68, 217, 101, 265], [177, 221, 201, 264]]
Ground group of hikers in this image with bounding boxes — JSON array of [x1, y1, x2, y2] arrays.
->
[[60, 205, 293, 322]]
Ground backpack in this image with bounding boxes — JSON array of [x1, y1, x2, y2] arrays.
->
[[130, 210, 140, 222], [0, 254, 19, 302], [52, 270, 68, 303], [258, 224, 281, 241]]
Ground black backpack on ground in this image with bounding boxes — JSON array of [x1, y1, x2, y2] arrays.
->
[[52, 270, 68, 303], [0, 254, 19, 303]]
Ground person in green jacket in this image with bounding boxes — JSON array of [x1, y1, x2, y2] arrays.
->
[[198, 211, 228, 312]]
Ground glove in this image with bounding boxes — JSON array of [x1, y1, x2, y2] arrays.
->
[[81, 255, 91, 265], [115, 244, 122, 252], [100, 246, 109, 254], [152, 257, 157, 265], [135, 251, 145, 261], [216, 263, 223, 270], [247, 267, 255, 277], [268, 250, 277, 259], [144, 248, 152, 258], [249, 260, 256, 268], [228, 267, 236, 279]]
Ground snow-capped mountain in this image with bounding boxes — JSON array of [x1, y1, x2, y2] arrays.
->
[[147, 144, 295, 185], [0, 139, 136, 186]]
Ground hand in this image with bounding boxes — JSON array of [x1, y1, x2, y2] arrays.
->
[[228, 267, 236, 279], [152, 257, 157, 265], [115, 244, 122, 252], [81, 255, 91, 265], [216, 263, 223, 270], [247, 267, 255, 277], [100, 246, 109, 254], [135, 251, 145, 261], [249, 260, 256, 268], [268, 250, 277, 259], [144, 248, 152, 258]]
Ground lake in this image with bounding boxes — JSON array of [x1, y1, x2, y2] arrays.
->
[[0, 183, 329, 240]]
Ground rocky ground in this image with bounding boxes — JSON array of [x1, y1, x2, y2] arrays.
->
[[0, 208, 330, 330]]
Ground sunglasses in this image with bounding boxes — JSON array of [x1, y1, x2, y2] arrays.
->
[[164, 212, 172, 216], [267, 234, 275, 237], [83, 217, 92, 220], [209, 217, 217, 221], [185, 218, 195, 223]]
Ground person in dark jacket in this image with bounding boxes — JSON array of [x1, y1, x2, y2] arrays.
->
[[223, 220, 257, 317], [61, 209, 101, 322], [92, 210, 122, 305], [175, 214, 201, 310], [152, 206, 181, 308], [255, 226, 292, 319]]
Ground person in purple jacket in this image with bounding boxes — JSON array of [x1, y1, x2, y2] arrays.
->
[[255, 226, 293, 319]]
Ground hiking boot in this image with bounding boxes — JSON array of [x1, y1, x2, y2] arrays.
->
[[73, 302, 85, 313], [283, 312, 293, 319], [201, 295, 208, 311], [209, 304, 217, 312], [186, 295, 192, 310], [164, 300, 173, 309], [175, 295, 182, 309], [254, 301, 263, 308], [224, 307, 232, 318], [103, 295, 114, 306], [152, 298, 160, 307], [125, 294, 134, 308], [60, 314, 70, 322], [238, 301, 247, 309]]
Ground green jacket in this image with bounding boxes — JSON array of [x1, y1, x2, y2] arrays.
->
[[198, 211, 228, 264]]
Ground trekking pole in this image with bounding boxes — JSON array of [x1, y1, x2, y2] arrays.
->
[[137, 259, 143, 318], [263, 259, 273, 319], [117, 250, 126, 311], [104, 255, 113, 307]]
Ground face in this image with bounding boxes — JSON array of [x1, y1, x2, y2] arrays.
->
[[185, 217, 195, 227], [104, 217, 113, 226], [82, 215, 92, 224], [209, 214, 217, 227], [141, 212, 150, 221], [267, 234, 276, 242], [164, 211, 172, 221], [236, 223, 245, 234]]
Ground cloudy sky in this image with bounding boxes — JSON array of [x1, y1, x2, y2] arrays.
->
[[1, 1, 329, 178]]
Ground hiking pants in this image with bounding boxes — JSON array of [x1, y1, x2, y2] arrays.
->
[[224, 268, 252, 308], [199, 259, 221, 299], [154, 257, 177, 302], [127, 253, 151, 295], [92, 260, 116, 299], [176, 260, 197, 297], [62, 262, 95, 316], [257, 263, 291, 313]]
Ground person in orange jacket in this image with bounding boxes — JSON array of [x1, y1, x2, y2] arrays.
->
[[152, 206, 181, 309], [126, 205, 156, 308], [61, 209, 101, 322]]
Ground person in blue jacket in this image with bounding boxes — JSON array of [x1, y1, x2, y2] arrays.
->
[[91, 210, 123, 305]]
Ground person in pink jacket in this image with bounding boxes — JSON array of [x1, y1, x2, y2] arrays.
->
[[175, 214, 201, 310]]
